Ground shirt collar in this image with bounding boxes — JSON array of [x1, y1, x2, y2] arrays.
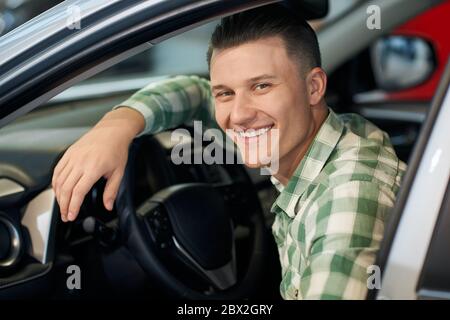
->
[[271, 108, 344, 218], [270, 175, 284, 192]]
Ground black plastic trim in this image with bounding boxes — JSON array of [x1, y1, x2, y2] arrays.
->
[[416, 180, 450, 298]]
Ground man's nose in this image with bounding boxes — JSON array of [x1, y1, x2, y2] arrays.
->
[[229, 94, 257, 126]]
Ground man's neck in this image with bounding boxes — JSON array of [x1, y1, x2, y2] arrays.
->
[[273, 105, 329, 186]]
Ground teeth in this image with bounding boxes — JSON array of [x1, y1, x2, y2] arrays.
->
[[236, 126, 272, 138]]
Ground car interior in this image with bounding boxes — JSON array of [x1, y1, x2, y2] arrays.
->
[[0, 0, 446, 299]]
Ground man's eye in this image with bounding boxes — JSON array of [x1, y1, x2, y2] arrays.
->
[[255, 83, 271, 90], [216, 91, 233, 98]]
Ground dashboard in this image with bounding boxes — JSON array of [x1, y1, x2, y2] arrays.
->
[[0, 127, 84, 296]]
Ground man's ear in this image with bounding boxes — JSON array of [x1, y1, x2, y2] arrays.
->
[[306, 67, 327, 105]]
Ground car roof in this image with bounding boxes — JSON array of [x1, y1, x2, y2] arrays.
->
[[0, 0, 132, 73]]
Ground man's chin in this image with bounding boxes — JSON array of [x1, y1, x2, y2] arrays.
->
[[243, 161, 263, 169], [242, 160, 279, 176]]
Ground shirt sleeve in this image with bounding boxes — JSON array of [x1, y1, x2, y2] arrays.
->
[[112, 75, 215, 136], [297, 180, 396, 300]]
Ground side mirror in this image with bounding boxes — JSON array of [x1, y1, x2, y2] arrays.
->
[[371, 36, 436, 91]]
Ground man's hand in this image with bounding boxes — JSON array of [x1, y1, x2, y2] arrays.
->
[[51, 107, 145, 222]]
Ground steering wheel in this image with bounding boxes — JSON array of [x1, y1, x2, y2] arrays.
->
[[115, 133, 272, 299]]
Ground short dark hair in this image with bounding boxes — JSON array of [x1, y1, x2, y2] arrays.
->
[[206, 4, 321, 76]]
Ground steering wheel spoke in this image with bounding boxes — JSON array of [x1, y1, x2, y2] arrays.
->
[[137, 201, 172, 250]]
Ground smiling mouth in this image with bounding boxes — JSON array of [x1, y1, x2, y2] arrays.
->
[[235, 125, 274, 139]]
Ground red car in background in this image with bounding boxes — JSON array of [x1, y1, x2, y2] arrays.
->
[[389, 0, 450, 101], [324, 0, 450, 164]]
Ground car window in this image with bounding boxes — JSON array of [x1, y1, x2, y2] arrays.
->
[[0, 6, 322, 129], [88, 20, 216, 82], [0, 17, 219, 134]]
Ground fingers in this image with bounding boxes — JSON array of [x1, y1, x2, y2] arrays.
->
[[66, 172, 103, 221], [54, 163, 74, 201], [58, 168, 83, 222], [54, 164, 75, 222], [103, 169, 124, 211], [50, 125, 132, 223], [52, 152, 70, 190]]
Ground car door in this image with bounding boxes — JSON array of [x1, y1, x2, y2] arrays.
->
[[371, 58, 450, 300]]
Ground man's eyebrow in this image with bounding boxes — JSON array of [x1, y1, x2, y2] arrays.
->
[[211, 74, 278, 91], [247, 74, 278, 83], [211, 84, 230, 91]]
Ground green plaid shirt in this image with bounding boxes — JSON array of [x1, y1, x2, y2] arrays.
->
[[113, 75, 407, 300]]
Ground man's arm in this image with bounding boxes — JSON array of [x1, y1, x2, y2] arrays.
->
[[52, 75, 214, 222], [112, 75, 215, 135], [294, 181, 396, 300]]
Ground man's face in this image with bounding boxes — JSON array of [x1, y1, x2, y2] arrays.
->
[[210, 36, 317, 172]]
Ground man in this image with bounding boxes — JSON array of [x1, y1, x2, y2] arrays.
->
[[52, 5, 406, 299]]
